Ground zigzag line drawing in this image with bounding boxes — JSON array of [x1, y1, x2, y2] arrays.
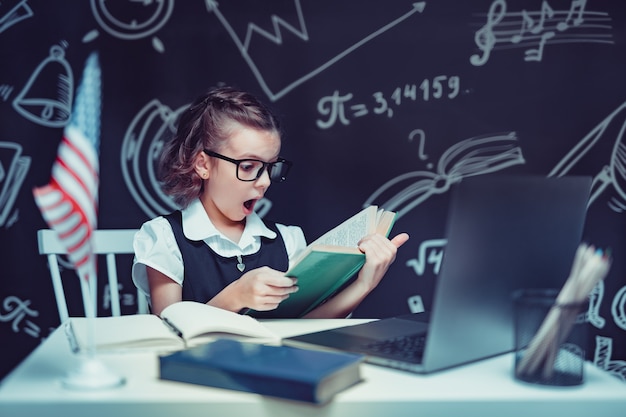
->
[[204, 0, 426, 101], [241, 1, 309, 51]]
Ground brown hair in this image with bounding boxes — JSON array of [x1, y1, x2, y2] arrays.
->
[[158, 86, 281, 208]]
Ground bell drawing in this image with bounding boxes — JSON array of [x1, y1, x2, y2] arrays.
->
[[12, 44, 73, 128]]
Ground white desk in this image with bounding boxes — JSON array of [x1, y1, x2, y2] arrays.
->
[[0, 318, 624, 417]]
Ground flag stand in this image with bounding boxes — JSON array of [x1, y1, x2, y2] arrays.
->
[[61, 273, 125, 390], [31, 51, 124, 390]]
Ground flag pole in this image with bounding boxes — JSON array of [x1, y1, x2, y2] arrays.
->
[[60, 255, 125, 390], [32, 51, 125, 390]]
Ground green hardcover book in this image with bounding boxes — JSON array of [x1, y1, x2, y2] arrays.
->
[[249, 206, 397, 318]]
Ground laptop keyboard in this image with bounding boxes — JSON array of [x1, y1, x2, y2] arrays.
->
[[361, 332, 427, 361]]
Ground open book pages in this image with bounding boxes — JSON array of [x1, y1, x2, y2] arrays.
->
[[160, 301, 278, 342], [307, 205, 377, 247], [374, 207, 396, 236], [291, 205, 396, 268], [66, 302, 280, 353]]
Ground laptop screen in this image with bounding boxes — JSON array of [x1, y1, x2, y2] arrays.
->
[[284, 175, 592, 374], [422, 175, 591, 371]]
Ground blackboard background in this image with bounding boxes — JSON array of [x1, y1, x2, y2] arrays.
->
[[1, 0, 625, 382]]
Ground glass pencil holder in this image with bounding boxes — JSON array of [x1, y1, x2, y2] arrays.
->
[[513, 288, 588, 387]]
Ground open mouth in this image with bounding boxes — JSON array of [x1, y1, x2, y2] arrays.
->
[[244, 199, 255, 211]]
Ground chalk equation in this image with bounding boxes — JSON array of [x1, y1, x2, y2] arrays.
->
[[471, 0, 614, 66], [103, 283, 140, 312], [316, 76, 461, 129], [594, 336, 626, 382], [580, 279, 626, 335], [0, 296, 41, 339], [406, 238, 447, 277]]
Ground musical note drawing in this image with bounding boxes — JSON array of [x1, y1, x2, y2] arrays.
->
[[511, 10, 534, 44], [471, 0, 613, 66], [512, 0, 555, 44], [363, 132, 525, 220], [0, 0, 33, 34], [524, 30, 555, 61], [204, 0, 427, 101], [531, 1, 555, 34], [549, 101, 626, 212], [557, 0, 587, 31]]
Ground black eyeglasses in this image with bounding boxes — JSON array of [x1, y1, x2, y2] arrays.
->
[[204, 150, 293, 183]]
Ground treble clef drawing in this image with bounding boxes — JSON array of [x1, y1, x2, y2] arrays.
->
[[470, 0, 506, 66]]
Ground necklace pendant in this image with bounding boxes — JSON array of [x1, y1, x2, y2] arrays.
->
[[236, 255, 245, 272]]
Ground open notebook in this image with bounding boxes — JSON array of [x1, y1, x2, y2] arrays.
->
[[283, 175, 592, 374]]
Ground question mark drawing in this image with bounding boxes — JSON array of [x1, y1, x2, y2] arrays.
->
[[409, 128, 431, 168]]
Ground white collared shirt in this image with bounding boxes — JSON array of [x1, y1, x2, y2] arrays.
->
[[132, 199, 307, 303]]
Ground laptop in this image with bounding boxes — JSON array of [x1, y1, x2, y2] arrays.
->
[[283, 175, 592, 374]]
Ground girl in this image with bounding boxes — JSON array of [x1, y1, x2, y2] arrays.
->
[[132, 86, 409, 317]]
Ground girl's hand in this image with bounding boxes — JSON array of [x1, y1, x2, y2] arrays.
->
[[303, 232, 409, 318], [212, 266, 298, 312], [356, 232, 410, 290]]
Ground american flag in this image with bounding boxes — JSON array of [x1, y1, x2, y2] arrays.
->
[[33, 52, 101, 283]]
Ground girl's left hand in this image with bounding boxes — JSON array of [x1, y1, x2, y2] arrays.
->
[[356, 232, 410, 290], [302, 232, 409, 319]]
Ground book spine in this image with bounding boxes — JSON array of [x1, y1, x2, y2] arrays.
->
[[159, 359, 320, 403]]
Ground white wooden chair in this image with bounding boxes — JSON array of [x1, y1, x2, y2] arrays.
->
[[37, 229, 149, 322]]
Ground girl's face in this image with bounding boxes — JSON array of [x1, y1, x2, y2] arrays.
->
[[195, 125, 281, 231]]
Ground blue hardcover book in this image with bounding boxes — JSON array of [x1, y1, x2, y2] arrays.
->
[[159, 338, 364, 404]]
